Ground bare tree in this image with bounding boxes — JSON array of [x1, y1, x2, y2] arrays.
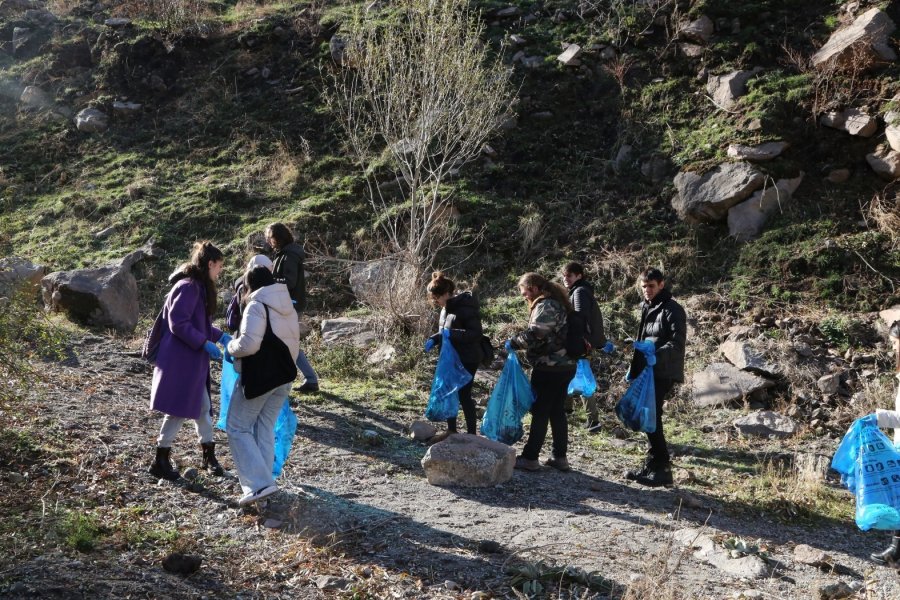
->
[[325, 0, 515, 329]]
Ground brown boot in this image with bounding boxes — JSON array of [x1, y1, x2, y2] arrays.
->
[[200, 442, 224, 476]]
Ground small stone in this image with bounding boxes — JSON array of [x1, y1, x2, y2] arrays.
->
[[495, 6, 521, 18], [817, 373, 841, 395], [814, 581, 854, 600], [316, 575, 349, 591], [674, 468, 695, 484], [361, 430, 382, 446], [509, 34, 526, 45], [733, 591, 763, 600], [674, 490, 705, 509], [8, 473, 25, 484], [263, 518, 282, 529], [793, 543, 834, 567], [825, 168, 850, 183], [162, 553, 202, 575], [74, 108, 109, 133], [477, 539, 502, 553], [409, 420, 437, 441], [104, 18, 131, 27], [444, 580, 460, 590], [94, 226, 116, 239], [183, 467, 199, 481], [557, 44, 582, 66]]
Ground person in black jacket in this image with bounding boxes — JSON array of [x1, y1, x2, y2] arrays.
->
[[625, 268, 687, 487], [562, 261, 604, 431], [266, 222, 320, 392], [425, 272, 484, 442]]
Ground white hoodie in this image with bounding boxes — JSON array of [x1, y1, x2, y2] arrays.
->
[[226, 283, 300, 371]]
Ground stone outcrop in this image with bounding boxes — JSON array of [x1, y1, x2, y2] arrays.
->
[[866, 145, 900, 180], [320, 317, 377, 347], [680, 15, 714, 44], [691, 362, 775, 408], [726, 141, 788, 162], [706, 69, 758, 110], [718, 339, 781, 377], [811, 8, 896, 69], [0, 256, 46, 294], [733, 411, 798, 438], [673, 162, 765, 223], [75, 108, 109, 133], [41, 246, 158, 332], [727, 173, 804, 241], [421, 434, 515, 487], [820, 108, 877, 137]]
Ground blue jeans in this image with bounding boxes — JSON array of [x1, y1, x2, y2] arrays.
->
[[296, 349, 318, 384], [226, 380, 291, 495]]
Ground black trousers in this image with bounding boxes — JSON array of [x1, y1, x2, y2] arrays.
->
[[448, 362, 479, 434], [646, 378, 675, 466], [521, 368, 576, 460]]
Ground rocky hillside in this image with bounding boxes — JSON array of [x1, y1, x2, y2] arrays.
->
[[4, 0, 900, 598]]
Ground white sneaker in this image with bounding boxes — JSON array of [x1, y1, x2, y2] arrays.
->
[[238, 484, 278, 507]]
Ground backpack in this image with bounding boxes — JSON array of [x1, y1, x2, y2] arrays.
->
[[141, 308, 166, 364], [564, 311, 588, 359]]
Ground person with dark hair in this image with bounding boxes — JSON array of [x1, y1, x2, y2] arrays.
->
[[624, 268, 686, 487], [509, 272, 577, 472], [424, 271, 484, 442], [561, 261, 607, 431], [265, 222, 320, 393], [225, 265, 300, 506], [867, 321, 900, 565], [225, 255, 274, 334], [148, 241, 232, 481]]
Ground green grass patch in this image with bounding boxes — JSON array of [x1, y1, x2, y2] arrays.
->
[[58, 511, 103, 553]]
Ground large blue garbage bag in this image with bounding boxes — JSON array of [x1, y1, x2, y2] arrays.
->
[[217, 358, 239, 430], [568, 358, 597, 397], [424, 329, 472, 421], [832, 416, 900, 531], [615, 342, 656, 433], [481, 343, 535, 445], [272, 399, 297, 478]]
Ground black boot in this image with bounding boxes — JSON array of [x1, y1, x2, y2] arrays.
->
[[624, 457, 654, 481], [634, 463, 674, 488], [149, 447, 180, 481], [200, 442, 224, 476], [870, 533, 900, 565]]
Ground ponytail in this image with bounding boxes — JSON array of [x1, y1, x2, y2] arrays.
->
[[517, 272, 573, 313]]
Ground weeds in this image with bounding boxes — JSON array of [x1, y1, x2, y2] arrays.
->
[[58, 512, 103, 553]]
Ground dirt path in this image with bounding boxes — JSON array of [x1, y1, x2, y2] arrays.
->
[[2, 335, 899, 599]]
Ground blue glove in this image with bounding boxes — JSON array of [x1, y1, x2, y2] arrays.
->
[[633, 340, 655, 354], [602, 341, 615, 354], [204, 341, 222, 361], [859, 414, 878, 428], [224, 348, 234, 364], [424, 338, 436, 353], [219, 333, 233, 347], [504, 340, 513, 352]]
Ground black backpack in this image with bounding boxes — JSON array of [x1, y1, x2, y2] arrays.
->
[[563, 311, 588, 359], [241, 305, 298, 399]]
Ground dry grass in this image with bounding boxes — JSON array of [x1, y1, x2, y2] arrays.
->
[[864, 188, 900, 248]]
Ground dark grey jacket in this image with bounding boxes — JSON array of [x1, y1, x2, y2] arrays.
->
[[628, 288, 686, 382], [436, 292, 484, 366], [272, 242, 306, 312]]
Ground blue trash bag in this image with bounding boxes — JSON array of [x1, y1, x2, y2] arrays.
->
[[272, 398, 298, 478], [567, 358, 597, 397], [481, 344, 535, 445], [216, 357, 239, 430], [832, 416, 900, 531], [424, 329, 472, 421], [615, 343, 656, 433]]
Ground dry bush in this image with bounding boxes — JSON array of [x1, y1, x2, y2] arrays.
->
[[864, 187, 900, 248], [116, 0, 211, 34], [857, 374, 898, 416]]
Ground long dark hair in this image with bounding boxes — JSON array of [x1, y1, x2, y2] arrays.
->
[[517, 272, 573, 313], [265, 222, 294, 251], [181, 241, 223, 316]]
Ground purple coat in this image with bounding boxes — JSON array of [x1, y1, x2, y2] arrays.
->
[[150, 277, 222, 419]]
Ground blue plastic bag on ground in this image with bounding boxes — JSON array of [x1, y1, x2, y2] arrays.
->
[[272, 398, 297, 478], [832, 416, 900, 531], [567, 358, 597, 397], [481, 344, 535, 444], [217, 358, 239, 430], [615, 343, 656, 433], [424, 329, 472, 421]]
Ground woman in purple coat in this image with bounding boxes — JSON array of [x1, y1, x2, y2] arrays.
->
[[148, 241, 232, 481]]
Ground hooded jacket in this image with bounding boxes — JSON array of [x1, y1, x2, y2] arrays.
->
[[510, 296, 576, 371], [272, 242, 306, 312], [227, 283, 300, 372], [628, 287, 687, 382], [437, 291, 484, 365]]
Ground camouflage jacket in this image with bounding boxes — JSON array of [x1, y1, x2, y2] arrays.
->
[[510, 296, 576, 371]]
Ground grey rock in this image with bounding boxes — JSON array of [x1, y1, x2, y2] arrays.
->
[[74, 108, 108, 133], [719, 340, 781, 376], [613, 144, 633, 172], [812, 8, 896, 68], [421, 434, 515, 487], [674, 528, 768, 579], [793, 342, 814, 357], [706, 70, 758, 110], [557, 44, 581, 66], [320, 317, 377, 347], [866, 145, 900, 180], [182, 467, 199, 481], [600, 46, 617, 61], [366, 343, 396, 366], [680, 15, 714, 44], [727, 173, 804, 241], [329, 35, 347, 66], [641, 156, 670, 182], [349, 258, 417, 304], [817, 372, 841, 395], [12, 27, 30, 54], [495, 6, 521, 18], [825, 168, 850, 183], [820, 108, 877, 137], [409, 420, 437, 441], [814, 581, 854, 600], [0, 256, 46, 293], [680, 43, 705, 58], [477, 539, 502, 553], [361, 430, 382, 446], [733, 411, 798, 438], [793, 543, 834, 568], [19, 85, 52, 110], [879, 305, 900, 326], [94, 225, 116, 239], [726, 141, 789, 161], [263, 518, 282, 529], [692, 362, 774, 408], [673, 162, 766, 223], [316, 575, 349, 591], [112, 101, 142, 117], [509, 34, 526, 45], [104, 18, 131, 27]]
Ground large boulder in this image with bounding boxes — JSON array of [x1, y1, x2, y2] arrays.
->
[[733, 411, 798, 438], [820, 108, 877, 137], [866, 145, 900, 180], [706, 69, 758, 111], [680, 15, 714, 44], [0, 256, 46, 294], [811, 8, 896, 69], [727, 173, 804, 241], [421, 434, 515, 487], [320, 317, 377, 347], [673, 162, 766, 223], [41, 247, 156, 332], [718, 339, 781, 377], [691, 362, 775, 408]]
